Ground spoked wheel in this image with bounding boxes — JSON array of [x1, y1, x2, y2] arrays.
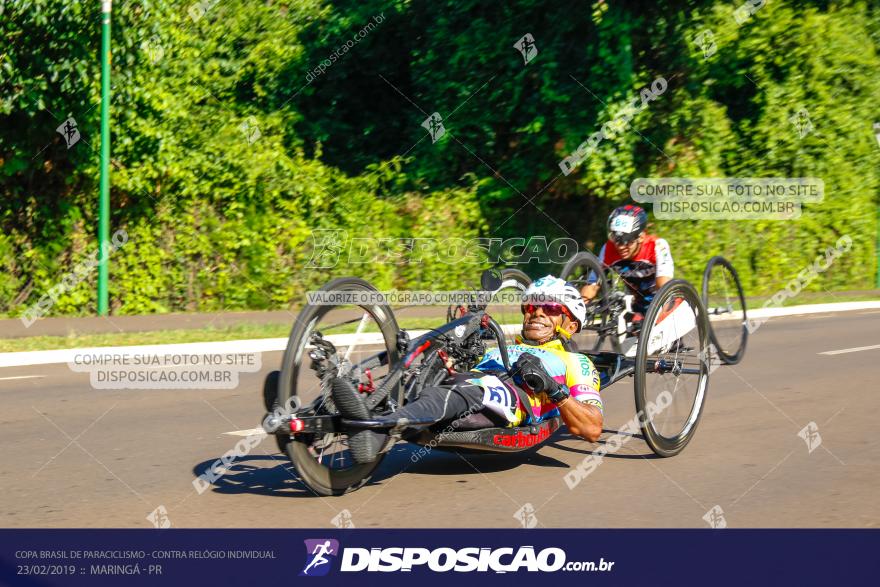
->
[[701, 256, 748, 365], [278, 277, 401, 496], [635, 280, 710, 457], [447, 268, 531, 343], [561, 252, 621, 352]]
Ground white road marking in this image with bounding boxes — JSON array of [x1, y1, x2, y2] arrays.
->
[[224, 428, 268, 437], [819, 343, 880, 356], [0, 375, 45, 381]]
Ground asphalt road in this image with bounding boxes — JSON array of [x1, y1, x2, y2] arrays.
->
[[1, 309, 878, 529]]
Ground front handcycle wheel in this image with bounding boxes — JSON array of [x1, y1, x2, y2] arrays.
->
[[635, 280, 710, 457], [278, 277, 401, 496], [701, 256, 748, 365]]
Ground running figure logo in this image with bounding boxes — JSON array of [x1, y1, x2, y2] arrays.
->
[[56, 117, 80, 149], [421, 112, 446, 143], [513, 33, 538, 65], [300, 539, 340, 577]]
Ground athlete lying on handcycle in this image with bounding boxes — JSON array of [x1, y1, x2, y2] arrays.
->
[[330, 276, 605, 464], [581, 204, 674, 316]]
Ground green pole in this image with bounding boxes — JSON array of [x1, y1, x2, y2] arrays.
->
[[876, 204, 880, 289], [98, 0, 112, 315]]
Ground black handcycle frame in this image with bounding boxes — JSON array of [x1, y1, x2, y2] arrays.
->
[[261, 270, 713, 495]]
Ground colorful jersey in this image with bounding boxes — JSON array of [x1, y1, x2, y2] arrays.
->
[[598, 234, 673, 311], [470, 336, 602, 426]]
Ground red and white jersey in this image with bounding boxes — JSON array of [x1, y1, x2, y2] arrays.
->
[[598, 234, 674, 300]]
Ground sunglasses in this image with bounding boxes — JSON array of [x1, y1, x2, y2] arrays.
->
[[609, 233, 639, 246], [521, 303, 573, 320]]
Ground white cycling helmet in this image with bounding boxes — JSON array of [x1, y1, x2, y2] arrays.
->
[[522, 275, 587, 332]]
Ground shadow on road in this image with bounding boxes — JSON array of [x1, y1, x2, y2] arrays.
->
[[547, 429, 661, 459], [192, 438, 573, 498], [192, 454, 318, 498]]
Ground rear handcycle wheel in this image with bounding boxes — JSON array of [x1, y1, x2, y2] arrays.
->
[[561, 252, 621, 352], [447, 268, 531, 344], [635, 279, 710, 457], [701, 256, 748, 365]]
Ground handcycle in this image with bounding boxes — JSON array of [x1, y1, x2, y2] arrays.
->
[[561, 253, 748, 364], [261, 270, 713, 496]]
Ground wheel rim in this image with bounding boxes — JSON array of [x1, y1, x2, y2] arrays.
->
[[485, 270, 531, 344], [562, 253, 620, 352], [279, 280, 399, 494], [702, 257, 747, 364], [636, 281, 709, 454]]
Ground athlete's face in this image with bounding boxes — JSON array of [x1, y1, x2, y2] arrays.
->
[[521, 304, 576, 342], [612, 232, 645, 260]]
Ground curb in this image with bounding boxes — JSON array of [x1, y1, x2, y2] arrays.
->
[[0, 302, 876, 369]]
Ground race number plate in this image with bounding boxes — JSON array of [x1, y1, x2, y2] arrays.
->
[[466, 375, 519, 424]]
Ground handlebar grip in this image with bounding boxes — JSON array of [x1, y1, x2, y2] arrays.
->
[[523, 372, 546, 392]]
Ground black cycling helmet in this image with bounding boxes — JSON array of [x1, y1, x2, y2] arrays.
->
[[607, 204, 648, 245]]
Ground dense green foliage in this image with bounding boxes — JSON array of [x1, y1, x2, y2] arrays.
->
[[1, 0, 878, 316]]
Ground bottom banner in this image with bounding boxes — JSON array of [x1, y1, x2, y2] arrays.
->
[[1, 529, 877, 586]]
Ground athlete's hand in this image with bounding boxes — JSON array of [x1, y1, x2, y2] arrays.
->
[[513, 353, 557, 394]]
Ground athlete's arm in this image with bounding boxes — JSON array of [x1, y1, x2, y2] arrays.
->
[[560, 354, 604, 442], [580, 283, 600, 301], [559, 399, 603, 442], [580, 244, 606, 302], [654, 238, 674, 290]]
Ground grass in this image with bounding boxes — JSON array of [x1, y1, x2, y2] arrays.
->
[[1, 290, 875, 353], [0, 316, 459, 353]]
